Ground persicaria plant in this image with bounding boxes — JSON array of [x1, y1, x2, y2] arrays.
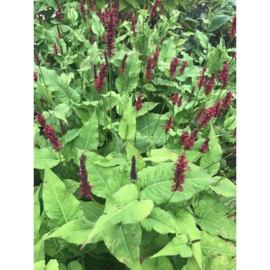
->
[[34, 1, 236, 269]]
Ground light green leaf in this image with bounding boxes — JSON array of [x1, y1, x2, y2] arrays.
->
[[137, 102, 159, 117], [201, 125, 222, 176], [34, 261, 46, 270], [62, 179, 80, 194], [67, 261, 83, 270], [103, 224, 142, 270], [34, 148, 61, 169], [116, 54, 141, 94], [34, 187, 41, 243], [80, 201, 104, 222], [139, 163, 216, 205], [49, 103, 71, 125], [40, 67, 80, 104], [48, 219, 94, 245], [224, 116, 236, 130], [43, 167, 84, 228], [151, 235, 192, 258], [206, 47, 223, 73], [211, 178, 236, 198], [209, 255, 236, 269], [142, 257, 173, 270], [160, 37, 177, 62], [34, 239, 45, 263], [82, 184, 153, 246], [91, 14, 105, 36], [208, 15, 230, 32], [141, 207, 178, 234], [144, 148, 178, 163], [195, 30, 209, 49], [126, 141, 145, 170], [201, 231, 236, 257], [46, 259, 59, 270]]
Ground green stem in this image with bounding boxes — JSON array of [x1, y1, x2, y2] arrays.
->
[[164, 192, 176, 209], [192, 153, 202, 163], [38, 66, 47, 87], [109, 63, 113, 132], [204, 153, 233, 171], [147, 91, 150, 137], [134, 111, 138, 145], [152, 99, 166, 137]]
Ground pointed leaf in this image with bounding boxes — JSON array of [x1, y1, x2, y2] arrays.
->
[[46, 260, 59, 270], [142, 257, 173, 270], [34, 148, 61, 169]]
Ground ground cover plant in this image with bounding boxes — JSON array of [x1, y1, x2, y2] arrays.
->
[[34, 0, 236, 269]]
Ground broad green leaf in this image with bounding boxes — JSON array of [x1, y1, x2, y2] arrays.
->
[[34, 187, 41, 243], [82, 184, 154, 246], [62, 179, 80, 194], [211, 178, 236, 198], [34, 261, 46, 270], [103, 224, 142, 270], [46, 259, 59, 270], [115, 54, 141, 93], [40, 67, 80, 104], [43, 167, 83, 228], [139, 162, 216, 205], [208, 15, 230, 32], [137, 102, 159, 117], [144, 148, 178, 163], [142, 257, 173, 270], [206, 47, 223, 73], [141, 207, 178, 234], [34, 239, 45, 263], [224, 116, 236, 130], [182, 257, 210, 270], [67, 261, 83, 270], [80, 201, 104, 222], [119, 97, 136, 141], [59, 263, 67, 270], [201, 125, 222, 176], [73, 112, 99, 151], [160, 37, 177, 62], [195, 30, 209, 49], [34, 148, 61, 169], [151, 235, 192, 258], [84, 152, 114, 198], [49, 103, 71, 125], [174, 211, 202, 269], [209, 255, 236, 269], [91, 14, 105, 36], [63, 129, 80, 144], [48, 219, 94, 245], [201, 231, 236, 257], [126, 141, 145, 170], [67, 8, 78, 24]]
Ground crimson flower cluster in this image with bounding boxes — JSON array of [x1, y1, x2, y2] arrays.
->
[[204, 73, 216, 95], [34, 50, 41, 66], [78, 154, 94, 199], [230, 16, 236, 38], [180, 129, 199, 150], [171, 153, 188, 192], [197, 67, 207, 89], [120, 54, 128, 74], [171, 93, 182, 107], [34, 71, 38, 82], [55, 3, 62, 22], [195, 106, 205, 122], [179, 60, 188, 75], [170, 58, 179, 78], [145, 56, 154, 82], [200, 138, 210, 153], [36, 112, 62, 152], [57, 26, 62, 39], [105, 8, 118, 57], [129, 10, 136, 37], [53, 43, 58, 55], [152, 46, 160, 68], [198, 101, 223, 127], [212, 101, 223, 117], [149, 0, 161, 19], [222, 91, 233, 109], [95, 64, 108, 93], [130, 156, 138, 180], [163, 116, 173, 133], [89, 0, 96, 11], [218, 63, 229, 89], [120, 11, 125, 23], [89, 25, 94, 44], [80, 0, 86, 21], [134, 94, 144, 111]]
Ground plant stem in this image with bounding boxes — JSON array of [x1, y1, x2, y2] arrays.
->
[[164, 192, 176, 209], [152, 99, 166, 137], [38, 66, 47, 87], [192, 153, 202, 163], [134, 111, 138, 145], [204, 153, 233, 171]]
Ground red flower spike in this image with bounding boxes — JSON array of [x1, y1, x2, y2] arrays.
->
[[179, 60, 188, 75], [59, 120, 66, 136], [53, 43, 58, 55], [180, 131, 190, 145], [80, 0, 86, 22], [152, 46, 160, 68], [199, 107, 214, 128], [150, 0, 161, 19], [129, 9, 137, 37], [197, 67, 207, 90], [55, 3, 62, 22], [93, 65, 97, 80], [222, 91, 233, 109], [195, 106, 205, 122], [35, 112, 63, 152], [171, 153, 188, 192], [130, 156, 138, 180], [145, 56, 154, 82], [95, 64, 108, 93], [163, 115, 173, 134], [34, 50, 41, 66], [181, 129, 199, 150], [89, 0, 96, 11], [218, 63, 229, 89], [34, 71, 38, 82], [229, 16, 236, 38], [233, 145, 236, 157], [134, 94, 144, 111], [105, 8, 118, 57], [170, 58, 179, 78], [120, 54, 128, 74], [177, 96, 183, 107], [233, 51, 236, 58], [78, 154, 94, 199], [115, 0, 120, 12], [120, 11, 125, 23], [57, 26, 62, 39], [199, 138, 210, 153], [204, 73, 215, 95], [172, 93, 180, 105], [212, 101, 223, 117]]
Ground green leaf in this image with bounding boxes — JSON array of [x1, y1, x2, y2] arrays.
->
[[174, 211, 202, 269], [126, 141, 145, 170], [160, 37, 177, 62], [211, 178, 236, 198], [34, 239, 45, 263], [119, 97, 136, 141], [206, 47, 223, 73], [137, 102, 159, 117], [67, 261, 83, 270], [34, 148, 61, 169], [49, 103, 71, 125], [73, 112, 99, 151], [139, 163, 216, 205], [200, 125, 222, 176], [195, 30, 209, 49], [201, 231, 236, 257], [209, 255, 236, 269], [80, 201, 104, 222], [67, 8, 78, 24], [34, 187, 41, 243], [48, 219, 94, 245], [62, 179, 80, 194], [116, 54, 141, 93], [82, 184, 154, 246], [141, 257, 173, 270], [46, 259, 59, 270], [144, 148, 178, 163], [103, 224, 142, 270], [40, 67, 80, 104], [151, 235, 192, 258], [141, 207, 178, 234], [91, 14, 105, 36], [34, 261, 46, 270], [208, 15, 230, 32], [43, 167, 84, 228], [224, 116, 236, 130]]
